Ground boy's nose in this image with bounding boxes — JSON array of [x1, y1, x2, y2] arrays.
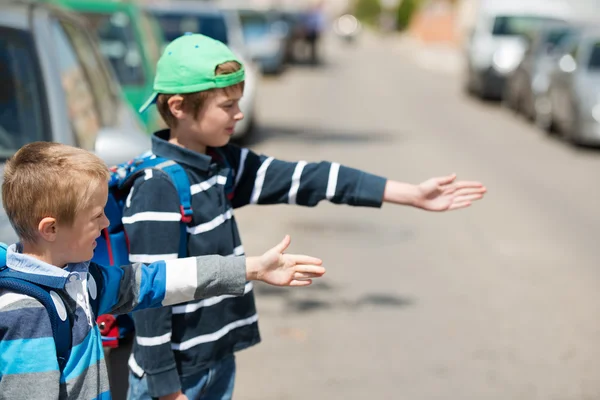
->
[[101, 214, 110, 230], [234, 110, 244, 121]]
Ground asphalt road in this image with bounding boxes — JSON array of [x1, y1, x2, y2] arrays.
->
[[230, 33, 600, 400]]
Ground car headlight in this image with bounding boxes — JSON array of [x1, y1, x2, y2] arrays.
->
[[492, 47, 522, 74]]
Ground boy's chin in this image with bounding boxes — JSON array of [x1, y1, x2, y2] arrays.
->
[[210, 135, 233, 148], [70, 250, 94, 264]]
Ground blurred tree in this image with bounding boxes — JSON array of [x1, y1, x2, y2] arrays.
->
[[396, 0, 422, 30], [354, 0, 382, 25]]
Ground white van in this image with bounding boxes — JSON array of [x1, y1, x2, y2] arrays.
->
[[462, 0, 573, 98]]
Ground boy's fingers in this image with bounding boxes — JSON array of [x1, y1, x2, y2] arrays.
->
[[293, 264, 326, 275], [289, 279, 312, 287], [448, 200, 472, 210], [287, 254, 323, 266], [274, 235, 291, 253], [454, 181, 485, 190], [436, 173, 457, 185], [293, 271, 323, 280], [454, 193, 484, 203], [453, 187, 487, 196]]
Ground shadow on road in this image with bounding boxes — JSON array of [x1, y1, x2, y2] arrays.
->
[[255, 282, 414, 314], [235, 124, 395, 148]]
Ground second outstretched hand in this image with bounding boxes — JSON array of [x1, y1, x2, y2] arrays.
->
[[384, 173, 487, 211], [246, 235, 325, 286]]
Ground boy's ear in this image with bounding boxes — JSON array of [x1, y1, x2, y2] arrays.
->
[[38, 217, 58, 242], [167, 95, 186, 120]]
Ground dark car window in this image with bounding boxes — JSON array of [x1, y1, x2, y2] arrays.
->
[[51, 20, 100, 151], [154, 13, 228, 44], [536, 28, 572, 55], [0, 28, 48, 158], [81, 11, 145, 86], [492, 16, 562, 37], [240, 12, 270, 39], [588, 43, 600, 70]]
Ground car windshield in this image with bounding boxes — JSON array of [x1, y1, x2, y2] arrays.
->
[[545, 29, 571, 47], [0, 28, 48, 159], [81, 11, 145, 86], [153, 13, 228, 44], [240, 12, 270, 39], [492, 16, 562, 37]]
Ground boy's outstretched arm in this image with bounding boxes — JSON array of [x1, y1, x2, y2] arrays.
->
[[223, 146, 486, 211], [95, 236, 324, 316], [383, 173, 486, 211]]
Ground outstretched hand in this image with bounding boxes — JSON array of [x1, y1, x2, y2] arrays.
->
[[415, 173, 486, 211], [248, 235, 325, 286]]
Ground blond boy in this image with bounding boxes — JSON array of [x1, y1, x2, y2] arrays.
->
[[0, 142, 325, 400]]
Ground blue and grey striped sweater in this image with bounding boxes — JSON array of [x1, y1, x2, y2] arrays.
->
[[0, 243, 246, 399]]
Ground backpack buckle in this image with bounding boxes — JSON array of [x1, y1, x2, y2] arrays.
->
[[179, 205, 193, 224]]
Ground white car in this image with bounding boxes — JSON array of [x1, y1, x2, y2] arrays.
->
[[146, 1, 258, 139], [463, 0, 573, 99]]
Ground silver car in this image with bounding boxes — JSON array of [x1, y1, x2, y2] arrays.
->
[[463, 4, 566, 99], [146, 1, 259, 139], [0, 1, 151, 242], [503, 21, 573, 119], [545, 28, 600, 145]]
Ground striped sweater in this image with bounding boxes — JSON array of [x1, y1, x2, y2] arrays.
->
[[0, 244, 246, 400], [123, 130, 388, 397]]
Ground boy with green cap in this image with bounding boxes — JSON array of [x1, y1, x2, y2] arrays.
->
[[125, 33, 486, 400]]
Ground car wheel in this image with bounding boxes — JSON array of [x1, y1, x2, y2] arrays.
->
[[534, 95, 555, 133], [566, 106, 583, 146], [462, 68, 476, 96]]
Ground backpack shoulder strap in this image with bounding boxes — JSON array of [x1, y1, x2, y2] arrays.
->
[[0, 270, 72, 372], [156, 161, 192, 258], [87, 263, 105, 317], [122, 155, 192, 257]]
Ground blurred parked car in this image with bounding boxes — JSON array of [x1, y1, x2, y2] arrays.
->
[[0, 0, 151, 243], [463, 0, 570, 99], [545, 28, 600, 145], [271, 9, 308, 64], [234, 7, 288, 75], [503, 20, 573, 119], [146, 1, 258, 139]]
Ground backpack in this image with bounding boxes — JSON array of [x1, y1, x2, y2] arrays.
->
[[91, 152, 193, 346], [0, 243, 104, 373]]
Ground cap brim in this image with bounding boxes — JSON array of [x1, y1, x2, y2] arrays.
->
[[139, 92, 158, 113]]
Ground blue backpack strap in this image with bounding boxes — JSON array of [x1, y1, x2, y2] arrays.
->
[[87, 263, 104, 317], [158, 161, 193, 258], [0, 268, 72, 372], [124, 156, 192, 257]]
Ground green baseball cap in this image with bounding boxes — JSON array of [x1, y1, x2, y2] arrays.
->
[[139, 33, 245, 113]]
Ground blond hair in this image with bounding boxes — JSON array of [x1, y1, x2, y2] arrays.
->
[[157, 60, 245, 128], [2, 142, 110, 243]]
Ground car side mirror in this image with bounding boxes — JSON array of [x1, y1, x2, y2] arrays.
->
[[95, 126, 151, 167]]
